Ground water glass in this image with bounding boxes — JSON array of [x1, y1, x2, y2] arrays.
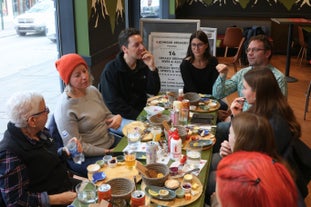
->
[[124, 151, 136, 169], [127, 127, 142, 150], [179, 108, 189, 125], [186, 145, 202, 168], [66, 139, 85, 164], [76, 181, 97, 204]]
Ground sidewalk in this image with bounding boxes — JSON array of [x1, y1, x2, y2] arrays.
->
[[0, 16, 16, 38]]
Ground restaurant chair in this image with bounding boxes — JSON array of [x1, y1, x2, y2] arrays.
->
[[297, 26, 308, 65], [223, 27, 243, 57], [304, 80, 311, 120], [218, 37, 245, 73]]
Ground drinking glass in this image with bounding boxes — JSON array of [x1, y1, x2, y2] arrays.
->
[[127, 127, 142, 150], [124, 151, 136, 169], [179, 108, 189, 125], [75, 181, 97, 204], [186, 145, 202, 168]]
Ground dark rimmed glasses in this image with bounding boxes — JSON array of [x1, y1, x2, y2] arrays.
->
[[31, 107, 50, 117]]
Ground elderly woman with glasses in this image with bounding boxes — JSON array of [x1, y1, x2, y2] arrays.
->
[[0, 91, 80, 207]]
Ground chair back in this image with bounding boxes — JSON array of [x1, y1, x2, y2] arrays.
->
[[297, 26, 307, 47], [223, 27, 243, 48], [233, 37, 246, 63], [47, 114, 64, 149]]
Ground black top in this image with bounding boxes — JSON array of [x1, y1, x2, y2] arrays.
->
[[100, 52, 161, 120], [180, 56, 219, 94]]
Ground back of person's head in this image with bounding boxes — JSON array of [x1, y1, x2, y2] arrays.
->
[[244, 68, 301, 138], [6, 91, 44, 128], [231, 112, 278, 158], [118, 27, 140, 48], [186, 30, 211, 61], [248, 34, 273, 59], [216, 151, 298, 207]]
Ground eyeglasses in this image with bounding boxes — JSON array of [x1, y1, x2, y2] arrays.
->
[[245, 48, 265, 53], [191, 43, 205, 48], [31, 107, 50, 117]]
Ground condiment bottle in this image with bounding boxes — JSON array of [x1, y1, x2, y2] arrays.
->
[[170, 130, 182, 161], [178, 88, 184, 101]]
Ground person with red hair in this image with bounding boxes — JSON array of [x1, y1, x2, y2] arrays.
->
[[216, 151, 298, 207]]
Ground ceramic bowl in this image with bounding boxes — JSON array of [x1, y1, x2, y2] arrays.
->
[[87, 164, 100, 174]]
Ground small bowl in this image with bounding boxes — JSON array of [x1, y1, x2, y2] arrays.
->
[[108, 158, 117, 168], [87, 164, 100, 174], [96, 159, 105, 168], [159, 189, 169, 197], [182, 182, 192, 193], [183, 92, 201, 105], [148, 114, 171, 128], [175, 188, 185, 198], [183, 174, 193, 182], [169, 167, 179, 176], [103, 155, 112, 164], [164, 179, 180, 190], [116, 155, 125, 162]]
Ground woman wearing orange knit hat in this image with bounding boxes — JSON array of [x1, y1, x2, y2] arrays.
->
[[54, 53, 131, 177]]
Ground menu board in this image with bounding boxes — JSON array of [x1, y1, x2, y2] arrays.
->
[[149, 32, 191, 92]]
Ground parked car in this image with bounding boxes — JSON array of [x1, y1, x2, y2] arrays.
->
[[14, 0, 55, 36]]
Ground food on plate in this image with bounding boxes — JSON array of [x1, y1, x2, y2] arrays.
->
[[157, 173, 164, 178], [148, 189, 159, 197], [122, 121, 146, 136], [192, 183, 199, 190], [185, 193, 192, 200], [165, 179, 180, 190]]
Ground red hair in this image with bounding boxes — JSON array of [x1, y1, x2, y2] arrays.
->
[[216, 151, 298, 207]]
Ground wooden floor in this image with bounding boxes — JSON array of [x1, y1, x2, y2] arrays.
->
[[222, 54, 311, 206]]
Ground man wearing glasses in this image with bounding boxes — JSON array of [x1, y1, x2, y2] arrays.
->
[[213, 34, 287, 111], [211, 34, 287, 152]]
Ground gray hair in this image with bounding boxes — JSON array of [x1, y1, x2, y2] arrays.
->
[[6, 91, 44, 128]]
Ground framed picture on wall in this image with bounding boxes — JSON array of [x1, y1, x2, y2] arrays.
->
[[200, 27, 217, 56]]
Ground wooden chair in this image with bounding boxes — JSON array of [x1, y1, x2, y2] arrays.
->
[[223, 27, 243, 57], [304, 80, 311, 120], [218, 37, 245, 73], [297, 26, 308, 65]]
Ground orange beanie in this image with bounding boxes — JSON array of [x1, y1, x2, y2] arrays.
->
[[55, 53, 88, 85]]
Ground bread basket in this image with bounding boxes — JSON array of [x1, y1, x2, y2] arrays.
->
[[141, 163, 169, 187], [106, 178, 135, 201]]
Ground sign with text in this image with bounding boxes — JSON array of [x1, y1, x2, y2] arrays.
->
[[149, 32, 191, 92]]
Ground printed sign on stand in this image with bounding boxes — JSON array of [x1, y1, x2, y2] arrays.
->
[[149, 32, 191, 92]]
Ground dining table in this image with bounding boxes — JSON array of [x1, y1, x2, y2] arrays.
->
[[71, 97, 219, 206], [271, 18, 311, 82]]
